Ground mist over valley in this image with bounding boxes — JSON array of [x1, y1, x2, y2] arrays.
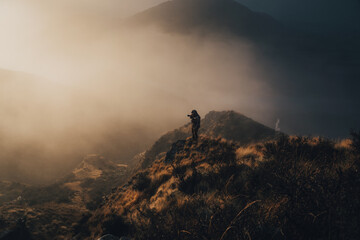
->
[[0, 1, 360, 239]]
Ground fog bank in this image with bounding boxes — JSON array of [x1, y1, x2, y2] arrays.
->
[[0, 0, 275, 183]]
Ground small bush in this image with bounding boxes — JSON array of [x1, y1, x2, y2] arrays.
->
[[22, 184, 75, 206], [171, 164, 187, 178], [132, 172, 151, 191], [350, 129, 360, 155], [102, 214, 130, 237]]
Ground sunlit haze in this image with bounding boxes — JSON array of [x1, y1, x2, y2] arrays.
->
[[0, 0, 359, 183], [0, 0, 274, 183]]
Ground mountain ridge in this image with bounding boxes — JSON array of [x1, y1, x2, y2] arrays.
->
[[1, 111, 360, 239], [138, 110, 276, 169]]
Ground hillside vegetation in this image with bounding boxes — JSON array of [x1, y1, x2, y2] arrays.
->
[[2, 111, 359, 239], [80, 133, 360, 240]]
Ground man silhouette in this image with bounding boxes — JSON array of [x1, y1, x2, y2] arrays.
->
[[187, 110, 201, 140]]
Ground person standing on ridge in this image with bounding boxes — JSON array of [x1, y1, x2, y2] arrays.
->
[[187, 110, 201, 140]]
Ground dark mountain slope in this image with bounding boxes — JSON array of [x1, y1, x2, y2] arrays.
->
[[236, 0, 360, 33], [126, 0, 285, 41], [139, 110, 276, 168]]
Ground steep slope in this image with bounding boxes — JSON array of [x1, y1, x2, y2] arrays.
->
[[80, 136, 241, 239], [79, 135, 360, 240], [138, 110, 276, 168], [126, 0, 285, 41]]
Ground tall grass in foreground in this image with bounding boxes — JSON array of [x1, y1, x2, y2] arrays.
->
[[88, 134, 360, 240]]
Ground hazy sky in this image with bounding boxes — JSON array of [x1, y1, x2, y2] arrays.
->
[[1, 0, 358, 77], [0, 0, 271, 182], [0, 0, 359, 183], [0, 0, 167, 77]]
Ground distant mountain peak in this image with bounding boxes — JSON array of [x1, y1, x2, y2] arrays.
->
[[125, 0, 283, 40]]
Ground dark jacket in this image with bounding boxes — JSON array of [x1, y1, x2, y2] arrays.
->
[[189, 112, 201, 129]]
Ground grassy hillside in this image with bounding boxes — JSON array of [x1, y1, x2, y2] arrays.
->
[[80, 134, 360, 239], [2, 113, 359, 239]]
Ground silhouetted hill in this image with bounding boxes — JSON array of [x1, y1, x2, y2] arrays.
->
[[126, 0, 285, 41], [138, 110, 276, 168]]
